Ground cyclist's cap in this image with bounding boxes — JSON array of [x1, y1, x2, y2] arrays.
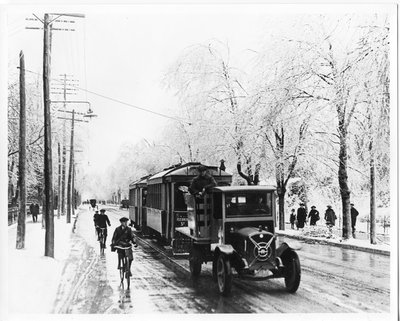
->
[[100, 209, 106, 212], [119, 217, 129, 222], [198, 165, 207, 172], [311, 206, 316, 208]]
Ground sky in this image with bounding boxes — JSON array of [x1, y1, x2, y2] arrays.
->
[[6, 5, 272, 176], [4, 3, 395, 178]]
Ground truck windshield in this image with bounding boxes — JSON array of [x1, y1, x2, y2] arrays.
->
[[225, 192, 272, 217]]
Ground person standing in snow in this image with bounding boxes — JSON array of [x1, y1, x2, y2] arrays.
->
[[308, 206, 320, 226]]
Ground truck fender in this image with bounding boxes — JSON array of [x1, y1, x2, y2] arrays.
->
[[276, 241, 302, 258], [214, 244, 235, 255], [213, 244, 244, 272]]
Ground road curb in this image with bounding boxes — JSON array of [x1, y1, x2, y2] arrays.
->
[[276, 232, 390, 256]]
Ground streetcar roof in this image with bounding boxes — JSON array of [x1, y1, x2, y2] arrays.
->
[[129, 175, 151, 188], [147, 162, 231, 184], [212, 185, 276, 193]]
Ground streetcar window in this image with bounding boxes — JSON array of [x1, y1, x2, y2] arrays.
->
[[175, 184, 188, 211], [147, 184, 162, 209]]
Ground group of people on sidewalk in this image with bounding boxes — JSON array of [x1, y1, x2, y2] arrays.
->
[[290, 203, 359, 237]]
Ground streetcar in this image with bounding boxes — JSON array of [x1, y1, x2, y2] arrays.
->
[[128, 175, 150, 230], [175, 186, 302, 295], [128, 162, 231, 252]]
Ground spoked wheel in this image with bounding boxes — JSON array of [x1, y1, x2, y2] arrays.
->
[[99, 235, 105, 255], [283, 250, 301, 293], [123, 257, 131, 290], [119, 266, 125, 289], [216, 254, 232, 296], [189, 248, 202, 277], [126, 270, 131, 290]]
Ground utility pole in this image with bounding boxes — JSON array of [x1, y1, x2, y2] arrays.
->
[[61, 74, 68, 218], [16, 51, 26, 250], [52, 74, 77, 217], [26, 13, 85, 257], [57, 108, 91, 223], [61, 142, 66, 215], [72, 162, 76, 211], [57, 142, 61, 219], [43, 13, 55, 258], [66, 110, 75, 223]]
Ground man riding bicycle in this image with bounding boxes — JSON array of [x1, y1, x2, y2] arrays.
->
[[96, 209, 111, 246], [111, 217, 137, 277], [93, 210, 100, 239]]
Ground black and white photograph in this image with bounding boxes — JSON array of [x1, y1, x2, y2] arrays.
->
[[0, 1, 398, 319]]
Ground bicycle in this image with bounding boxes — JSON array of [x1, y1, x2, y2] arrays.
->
[[114, 245, 132, 290], [98, 227, 107, 255]]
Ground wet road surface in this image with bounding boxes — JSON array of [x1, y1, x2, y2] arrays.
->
[[53, 206, 390, 313]]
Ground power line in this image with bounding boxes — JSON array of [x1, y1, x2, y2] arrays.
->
[[18, 68, 238, 129], [20, 67, 192, 125]]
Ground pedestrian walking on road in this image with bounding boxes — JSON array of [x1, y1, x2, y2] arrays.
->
[[31, 203, 39, 222], [35, 204, 39, 222], [350, 203, 359, 238], [296, 203, 307, 229], [308, 206, 320, 226], [290, 209, 296, 229], [324, 205, 337, 238], [29, 203, 35, 222]]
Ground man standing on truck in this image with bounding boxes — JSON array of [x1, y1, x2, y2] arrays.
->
[[188, 165, 217, 196]]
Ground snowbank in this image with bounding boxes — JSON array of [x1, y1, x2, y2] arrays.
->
[[278, 226, 390, 253], [7, 214, 74, 314]]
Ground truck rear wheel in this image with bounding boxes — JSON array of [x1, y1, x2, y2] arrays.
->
[[216, 254, 232, 296], [189, 248, 202, 277]]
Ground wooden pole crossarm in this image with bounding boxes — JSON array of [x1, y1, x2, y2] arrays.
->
[[57, 117, 88, 123], [51, 100, 91, 107], [58, 110, 87, 115]]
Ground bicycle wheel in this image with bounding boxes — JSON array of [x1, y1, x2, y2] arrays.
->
[[99, 232, 104, 255], [125, 258, 130, 290], [119, 258, 125, 288]]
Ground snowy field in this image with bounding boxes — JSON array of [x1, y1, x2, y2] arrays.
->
[[7, 212, 75, 314]]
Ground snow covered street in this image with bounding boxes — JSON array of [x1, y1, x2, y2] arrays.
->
[[5, 205, 392, 315]]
